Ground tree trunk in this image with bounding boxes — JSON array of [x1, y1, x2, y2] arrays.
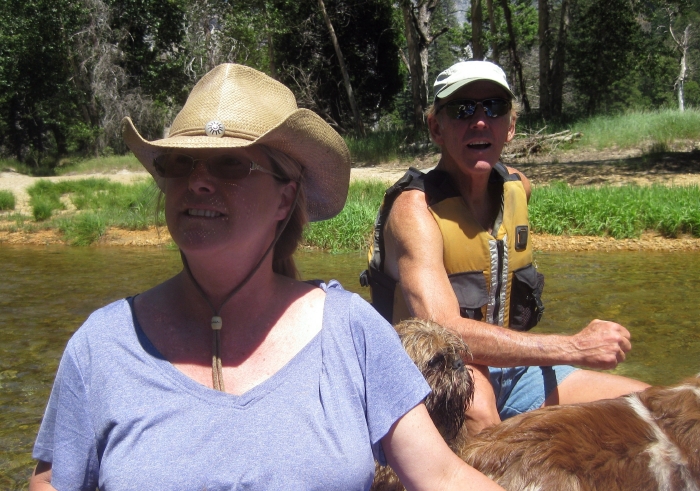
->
[[317, 0, 365, 135], [550, 0, 570, 118], [500, 0, 530, 112], [677, 39, 687, 112], [538, 0, 551, 118], [486, 0, 499, 63], [402, 2, 429, 130], [472, 0, 484, 60], [261, 1, 277, 79], [400, 0, 448, 131], [670, 22, 691, 113]]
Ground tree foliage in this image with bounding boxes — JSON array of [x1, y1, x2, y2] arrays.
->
[[567, 0, 641, 115], [273, 0, 402, 132], [0, 0, 698, 171]]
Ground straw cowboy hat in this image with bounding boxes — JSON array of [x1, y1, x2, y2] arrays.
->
[[122, 63, 351, 221]]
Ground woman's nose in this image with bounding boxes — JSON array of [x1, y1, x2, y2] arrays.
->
[[188, 161, 216, 193]]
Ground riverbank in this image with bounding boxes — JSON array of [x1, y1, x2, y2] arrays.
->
[[2, 225, 698, 251], [2, 148, 700, 251]]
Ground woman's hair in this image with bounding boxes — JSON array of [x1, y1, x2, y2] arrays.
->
[[259, 145, 308, 280]]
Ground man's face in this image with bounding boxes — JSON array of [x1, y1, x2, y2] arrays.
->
[[428, 80, 516, 176]]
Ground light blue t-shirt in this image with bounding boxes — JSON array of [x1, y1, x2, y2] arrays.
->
[[33, 281, 430, 491]]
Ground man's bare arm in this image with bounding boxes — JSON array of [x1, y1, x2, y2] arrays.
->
[[383, 189, 631, 369]]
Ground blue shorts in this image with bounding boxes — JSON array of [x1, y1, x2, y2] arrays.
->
[[488, 365, 578, 420]]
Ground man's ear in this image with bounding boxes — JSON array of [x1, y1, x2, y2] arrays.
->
[[506, 115, 516, 143], [428, 114, 444, 146]]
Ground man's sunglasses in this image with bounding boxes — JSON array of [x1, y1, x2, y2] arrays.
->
[[153, 153, 283, 180], [436, 98, 511, 120]]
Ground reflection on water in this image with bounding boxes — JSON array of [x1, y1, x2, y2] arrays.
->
[[530, 251, 700, 386], [1, 245, 698, 487], [0, 246, 183, 490]]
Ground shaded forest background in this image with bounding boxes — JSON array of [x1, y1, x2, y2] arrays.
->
[[1, 0, 698, 173]]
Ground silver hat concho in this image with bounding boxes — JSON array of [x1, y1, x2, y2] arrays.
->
[[205, 120, 225, 138]]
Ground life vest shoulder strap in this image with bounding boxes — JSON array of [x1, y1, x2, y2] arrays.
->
[[368, 167, 425, 272]]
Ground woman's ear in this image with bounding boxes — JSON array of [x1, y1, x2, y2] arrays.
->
[[275, 180, 298, 221]]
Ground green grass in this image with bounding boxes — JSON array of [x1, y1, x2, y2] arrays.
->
[[345, 130, 430, 164], [304, 179, 700, 251], [303, 179, 386, 251], [54, 154, 143, 175], [57, 212, 108, 246], [530, 182, 700, 239], [0, 190, 15, 210], [23, 178, 163, 244], [1, 154, 143, 176], [569, 108, 700, 151], [8, 176, 700, 247]]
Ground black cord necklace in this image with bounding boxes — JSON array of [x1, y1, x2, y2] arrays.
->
[[180, 188, 299, 392]]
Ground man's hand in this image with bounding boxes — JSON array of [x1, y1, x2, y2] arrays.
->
[[569, 319, 632, 369]]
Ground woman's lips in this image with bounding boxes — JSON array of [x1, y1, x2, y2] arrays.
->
[[187, 208, 223, 218]]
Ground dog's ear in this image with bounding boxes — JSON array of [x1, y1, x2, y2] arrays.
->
[[422, 353, 474, 442]]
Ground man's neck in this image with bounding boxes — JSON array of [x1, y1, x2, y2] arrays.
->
[[436, 157, 500, 232]]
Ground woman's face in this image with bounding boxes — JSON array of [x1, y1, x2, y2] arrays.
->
[[163, 146, 297, 258]]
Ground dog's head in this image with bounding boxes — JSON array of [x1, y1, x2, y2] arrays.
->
[[394, 318, 474, 442]]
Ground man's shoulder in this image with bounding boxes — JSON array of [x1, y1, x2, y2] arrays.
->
[[384, 185, 443, 255], [387, 187, 432, 222]]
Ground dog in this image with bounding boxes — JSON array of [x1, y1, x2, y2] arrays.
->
[[372, 318, 700, 491], [372, 318, 475, 491]]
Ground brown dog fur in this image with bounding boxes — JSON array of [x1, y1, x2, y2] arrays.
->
[[372, 318, 700, 491], [372, 318, 474, 491]]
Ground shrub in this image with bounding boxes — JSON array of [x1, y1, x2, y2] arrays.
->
[[0, 190, 15, 210]]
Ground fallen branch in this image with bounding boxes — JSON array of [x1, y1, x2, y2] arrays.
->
[[504, 129, 582, 159]]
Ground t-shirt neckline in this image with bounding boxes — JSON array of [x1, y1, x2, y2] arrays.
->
[[125, 285, 339, 408]]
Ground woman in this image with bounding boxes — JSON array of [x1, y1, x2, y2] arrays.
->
[[30, 64, 503, 491]]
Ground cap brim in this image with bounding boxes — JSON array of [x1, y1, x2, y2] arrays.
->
[[435, 78, 515, 101]]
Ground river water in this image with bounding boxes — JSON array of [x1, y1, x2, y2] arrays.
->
[[1, 245, 699, 488]]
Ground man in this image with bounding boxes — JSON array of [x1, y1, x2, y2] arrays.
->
[[361, 60, 649, 433]]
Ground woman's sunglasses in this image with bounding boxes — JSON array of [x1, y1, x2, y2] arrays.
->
[[153, 153, 283, 180], [437, 98, 511, 120]]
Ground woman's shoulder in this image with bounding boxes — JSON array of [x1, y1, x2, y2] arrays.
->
[[317, 280, 375, 316], [319, 281, 398, 343], [68, 298, 134, 347]]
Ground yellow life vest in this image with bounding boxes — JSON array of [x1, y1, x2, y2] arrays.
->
[[360, 165, 544, 330]]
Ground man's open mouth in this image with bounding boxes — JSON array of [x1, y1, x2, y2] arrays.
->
[[467, 141, 491, 150]]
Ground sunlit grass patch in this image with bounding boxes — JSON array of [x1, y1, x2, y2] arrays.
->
[[344, 130, 430, 164], [55, 154, 143, 175], [24, 178, 163, 244], [0, 190, 15, 210], [570, 109, 700, 151], [304, 179, 386, 251], [58, 212, 107, 245], [530, 182, 700, 239]]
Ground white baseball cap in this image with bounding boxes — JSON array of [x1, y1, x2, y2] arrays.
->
[[434, 61, 514, 101]]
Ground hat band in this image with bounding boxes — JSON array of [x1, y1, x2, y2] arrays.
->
[[168, 128, 261, 141]]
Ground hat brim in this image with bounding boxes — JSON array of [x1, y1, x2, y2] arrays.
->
[[435, 78, 515, 101], [122, 109, 351, 222]]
